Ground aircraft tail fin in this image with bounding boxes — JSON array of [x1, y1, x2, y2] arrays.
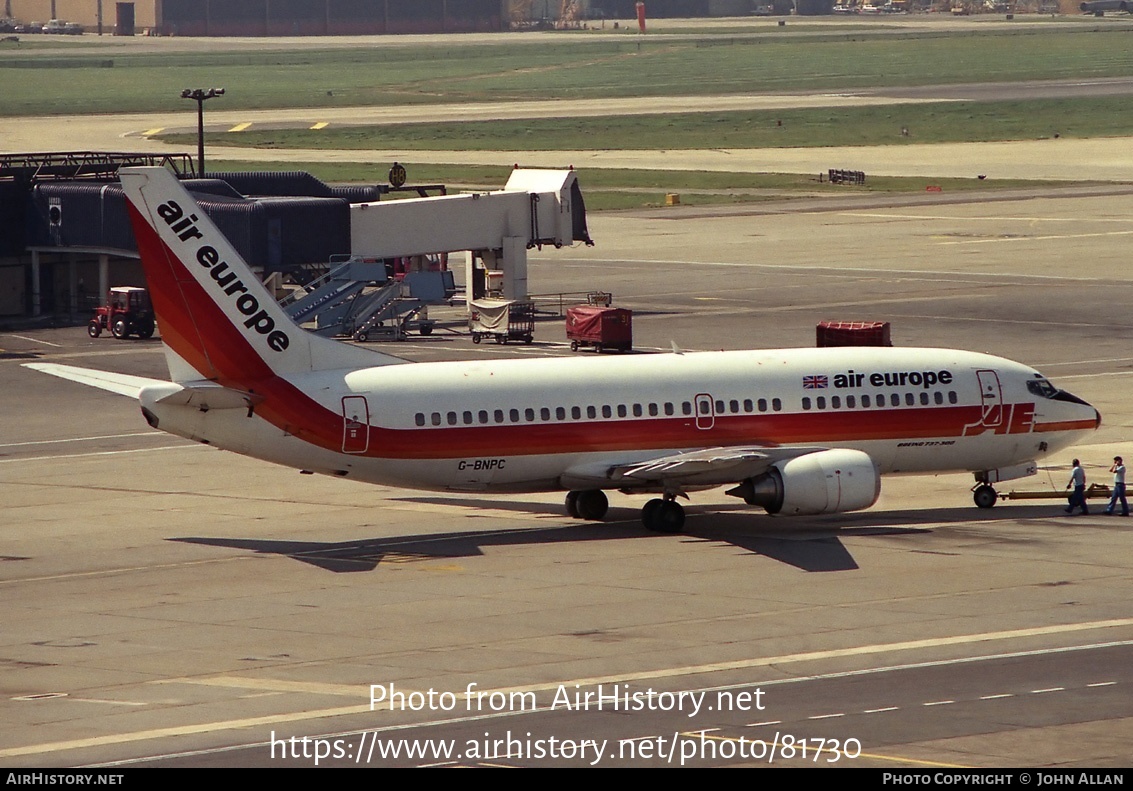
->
[[119, 166, 405, 385]]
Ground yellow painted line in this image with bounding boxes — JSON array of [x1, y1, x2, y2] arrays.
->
[[156, 677, 364, 698], [0, 703, 375, 758], [228, 122, 252, 132], [841, 212, 1133, 224], [141, 128, 164, 137], [310, 122, 329, 130], [693, 732, 967, 768], [938, 230, 1133, 246], [6, 621, 1133, 759]]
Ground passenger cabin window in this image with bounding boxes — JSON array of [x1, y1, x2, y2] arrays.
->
[[665, 403, 674, 416], [602, 405, 612, 418], [802, 397, 812, 411], [617, 405, 627, 418], [479, 410, 489, 424], [431, 412, 441, 426], [772, 398, 782, 411], [650, 403, 660, 417], [633, 404, 643, 417], [494, 409, 505, 424], [572, 406, 582, 420], [510, 408, 520, 423], [556, 407, 566, 420], [682, 402, 692, 416]]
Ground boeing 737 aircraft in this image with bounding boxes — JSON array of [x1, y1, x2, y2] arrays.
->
[[27, 167, 1100, 533]]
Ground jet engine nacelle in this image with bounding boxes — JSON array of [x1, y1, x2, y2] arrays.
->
[[728, 449, 880, 516]]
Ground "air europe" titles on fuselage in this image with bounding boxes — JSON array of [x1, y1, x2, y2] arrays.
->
[[827, 369, 954, 390]]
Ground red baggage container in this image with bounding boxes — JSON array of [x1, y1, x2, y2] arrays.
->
[[816, 321, 892, 348], [566, 306, 632, 353]]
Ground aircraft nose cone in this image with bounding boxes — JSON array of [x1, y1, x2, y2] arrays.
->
[[1095, 408, 1103, 429]]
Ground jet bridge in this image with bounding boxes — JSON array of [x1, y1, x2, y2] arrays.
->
[[349, 168, 593, 307]]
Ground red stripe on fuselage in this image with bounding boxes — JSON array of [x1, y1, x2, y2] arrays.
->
[[349, 404, 1008, 460]]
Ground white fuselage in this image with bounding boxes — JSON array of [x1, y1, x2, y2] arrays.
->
[[140, 346, 1098, 494]]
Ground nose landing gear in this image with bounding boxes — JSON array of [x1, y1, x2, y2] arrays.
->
[[972, 484, 998, 509]]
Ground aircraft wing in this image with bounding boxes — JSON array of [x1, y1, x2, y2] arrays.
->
[[23, 362, 166, 398], [561, 445, 826, 491]]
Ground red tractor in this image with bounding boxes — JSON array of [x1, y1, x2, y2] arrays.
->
[[88, 287, 156, 339]]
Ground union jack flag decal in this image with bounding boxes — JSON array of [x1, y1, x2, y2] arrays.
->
[[803, 375, 828, 389]]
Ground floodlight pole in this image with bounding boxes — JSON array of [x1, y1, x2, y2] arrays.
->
[[180, 88, 225, 177]]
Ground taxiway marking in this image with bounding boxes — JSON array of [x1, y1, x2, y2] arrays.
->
[[4, 632, 1131, 759]]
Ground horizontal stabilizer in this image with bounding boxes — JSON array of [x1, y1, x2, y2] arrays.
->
[[23, 363, 166, 399]]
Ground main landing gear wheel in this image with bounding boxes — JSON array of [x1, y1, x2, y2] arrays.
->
[[565, 491, 580, 518], [571, 490, 608, 521], [642, 498, 685, 533], [973, 484, 998, 509]]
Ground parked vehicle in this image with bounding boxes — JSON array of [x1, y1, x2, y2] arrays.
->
[[42, 19, 81, 34], [88, 287, 155, 339]]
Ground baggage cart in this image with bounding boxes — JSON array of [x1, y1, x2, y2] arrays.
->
[[469, 299, 535, 344], [816, 320, 891, 348], [566, 305, 632, 353]]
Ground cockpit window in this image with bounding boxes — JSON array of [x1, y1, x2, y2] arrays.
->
[[1027, 377, 1059, 399]]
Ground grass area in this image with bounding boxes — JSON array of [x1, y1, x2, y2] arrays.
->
[[4, 26, 1133, 115], [209, 159, 1077, 211], [170, 95, 1133, 151]]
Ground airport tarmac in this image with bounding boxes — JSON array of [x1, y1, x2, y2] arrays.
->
[[2, 186, 1132, 767], [8, 83, 1133, 182]]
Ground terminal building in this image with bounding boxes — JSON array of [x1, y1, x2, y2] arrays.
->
[[0, 152, 591, 333], [1, 0, 806, 36], [4, 0, 507, 36], [0, 152, 371, 320]]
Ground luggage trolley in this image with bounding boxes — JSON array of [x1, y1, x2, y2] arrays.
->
[[469, 299, 535, 345], [566, 305, 633, 353]]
